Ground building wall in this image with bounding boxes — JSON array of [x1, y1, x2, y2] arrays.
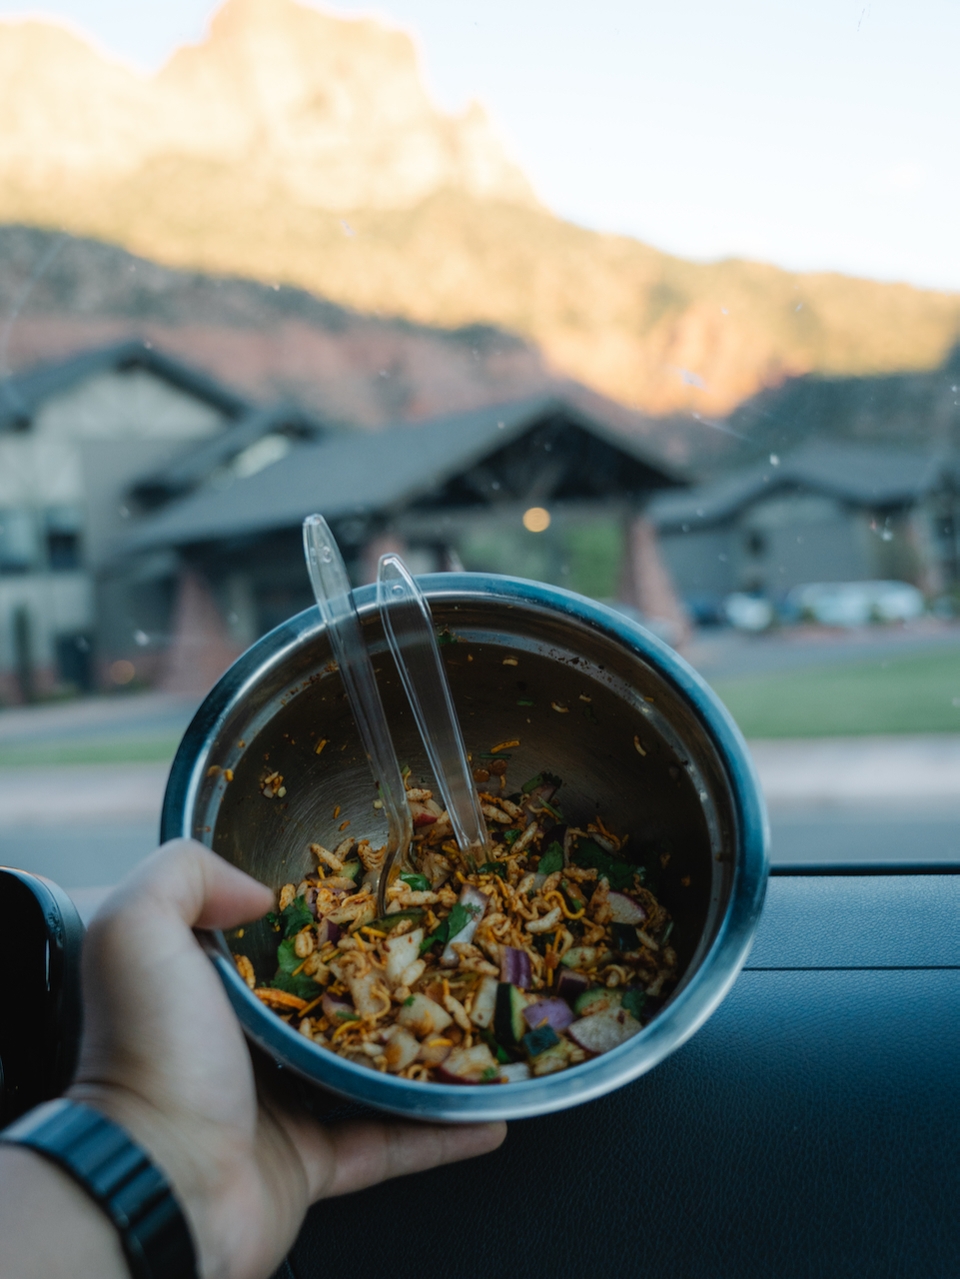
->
[[737, 493, 868, 595], [658, 527, 736, 607], [659, 492, 881, 609], [0, 366, 230, 700]]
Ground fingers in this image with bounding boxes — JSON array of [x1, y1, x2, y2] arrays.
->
[[300, 1117, 507, 1201], [96, 839, 273, 932]]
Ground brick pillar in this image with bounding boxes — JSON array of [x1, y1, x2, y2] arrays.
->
[[619, 514, 691, 648], [159, 569, 242, 696], [359, 532, 409, 586]]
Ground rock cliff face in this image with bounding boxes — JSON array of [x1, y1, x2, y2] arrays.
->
[[0, 0, 535, 209], [0, 0, 958, 419]]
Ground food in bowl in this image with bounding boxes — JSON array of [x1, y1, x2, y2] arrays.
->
[[236, 758, 678, 1084]]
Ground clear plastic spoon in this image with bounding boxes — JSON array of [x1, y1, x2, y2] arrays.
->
[[302, 515, 412, 912], [377, 553, 489, 858]]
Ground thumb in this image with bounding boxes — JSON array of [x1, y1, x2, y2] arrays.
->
[[94, 839, 274, 933]]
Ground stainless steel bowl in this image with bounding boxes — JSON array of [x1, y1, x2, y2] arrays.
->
[[162, 573, 768, 1122]]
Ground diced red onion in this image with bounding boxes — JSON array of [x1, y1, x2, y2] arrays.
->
[[523, 998, 575, 1033], [556, 968, 590, 1005], [315, 918, 340, 946], [460, 883, 489, 912], [607, 891, 647, 925], [321, 992, 354, 1022], [500, 946, 532, 989]]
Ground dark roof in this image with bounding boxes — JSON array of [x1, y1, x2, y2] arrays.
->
[[130, 402, 328, 506], [651, 440, 955, 529], [120, 395, 685, 554], [0, 339, 249, 431]]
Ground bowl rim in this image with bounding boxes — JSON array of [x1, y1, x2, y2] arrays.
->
[[162, 572, 769, 1122]]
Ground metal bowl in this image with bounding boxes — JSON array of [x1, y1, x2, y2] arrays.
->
[[162, 573, 768, 1122]]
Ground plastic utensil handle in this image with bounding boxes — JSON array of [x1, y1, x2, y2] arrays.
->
[[377, 553, 488, 853], [302, 516, 411, 879]]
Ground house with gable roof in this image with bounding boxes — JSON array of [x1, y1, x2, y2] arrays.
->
[[106, 394, 686, 689], [650, 439, 960, 619], [0, 340, 325, 700]]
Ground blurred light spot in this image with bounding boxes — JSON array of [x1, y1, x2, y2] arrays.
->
[[523, 506, 551, 533], [133, 629, 149, 646], [110, 659, 135, 685]]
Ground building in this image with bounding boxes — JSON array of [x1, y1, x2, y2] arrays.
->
[[650, 440, 959, 619], [109, 394, 686, 690], [0, 340, 325, 701]]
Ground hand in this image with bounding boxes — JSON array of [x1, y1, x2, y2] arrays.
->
[[69, 840, 506, 1279]]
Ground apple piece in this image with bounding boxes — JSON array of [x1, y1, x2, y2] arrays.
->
[[381, 1026, 420, 1073], [498, 1062, 531, 1084], [384, 928, 424, 984], [436, 1042, 499, 1084], [568, 1006, 642, 1055], [469, 976, 499, 1029], [397, 992, 453, 1037], [417, 1036, 453, 1066]]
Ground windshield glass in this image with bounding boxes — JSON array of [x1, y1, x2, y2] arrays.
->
[[0, 0, 958, 907]]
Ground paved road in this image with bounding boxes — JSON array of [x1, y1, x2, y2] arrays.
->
[[686, 618, 960, 680], [2, 733, 958, 904]]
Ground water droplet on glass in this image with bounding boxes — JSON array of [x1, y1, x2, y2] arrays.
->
[[321, 547, 333, 563]]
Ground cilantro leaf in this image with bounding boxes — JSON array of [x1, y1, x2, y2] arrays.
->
[[477, 861, 507, 879], [538, 842, 564, 875], [419, 900, 479, 953], [400, 872, 432, 892], [280, 896, 314, 938], [446, 900, 479, 937], [275, 936, 302, 974], [270, 970, 320, 1001], [572, 839, 640, 891]]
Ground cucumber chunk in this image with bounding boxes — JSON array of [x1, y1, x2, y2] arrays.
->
[[574, 987, 622, 1017], [494, 982, 527, 1046]]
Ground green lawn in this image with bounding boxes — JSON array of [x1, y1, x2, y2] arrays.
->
[[0, 734, 182, 768], [710, 648, 960, 738]]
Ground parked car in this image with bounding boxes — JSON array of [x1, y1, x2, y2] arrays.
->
[[784, 580, 925, 628], [723, 592, 776, 632]]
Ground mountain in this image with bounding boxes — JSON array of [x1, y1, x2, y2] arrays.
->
[[1, 0, 958, 418], [723, 345, 960, 464], [0, 225, 554, 430], [0, 0, 534, 210]]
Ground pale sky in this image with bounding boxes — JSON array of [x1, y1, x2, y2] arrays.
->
[[2, 0, 958, 291]]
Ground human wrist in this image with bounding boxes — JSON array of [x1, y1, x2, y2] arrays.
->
[[0, 1144, 127, 1279], [62, 1089, 210, 1279]]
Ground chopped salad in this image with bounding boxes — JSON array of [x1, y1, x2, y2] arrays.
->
[[236, 762, 678, 1084]]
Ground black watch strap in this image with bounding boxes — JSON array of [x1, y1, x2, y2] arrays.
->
[[0, 1097, 198, 1279]]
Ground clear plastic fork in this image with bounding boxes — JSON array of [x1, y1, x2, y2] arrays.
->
[[377, 553, 489, 858], [302, 515, 412, 913]]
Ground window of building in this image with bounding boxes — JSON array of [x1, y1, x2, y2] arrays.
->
[[45, 508, 83, 571], [0, 510, 38, 574]]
